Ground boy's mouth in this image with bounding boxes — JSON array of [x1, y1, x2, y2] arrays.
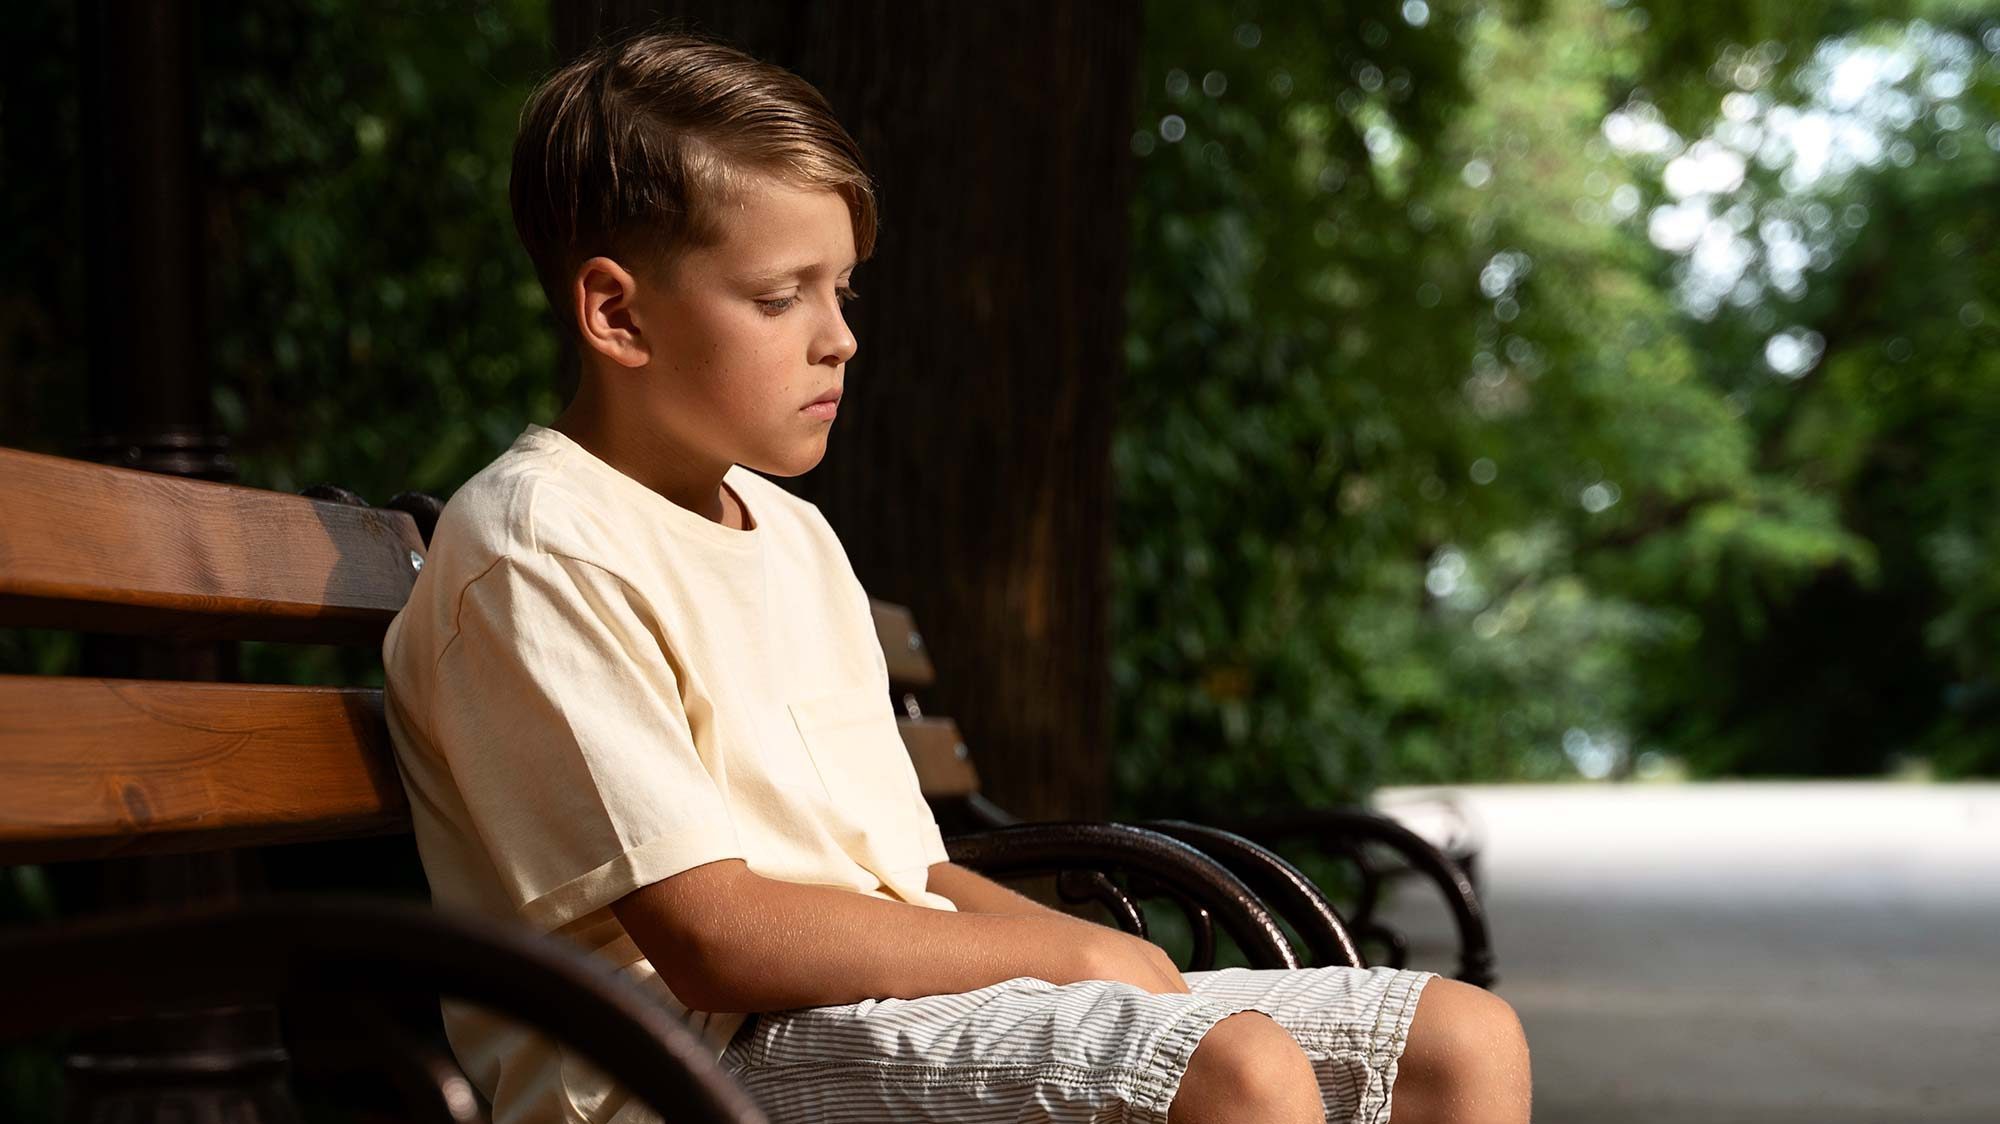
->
[[803, 386, 842, 419]]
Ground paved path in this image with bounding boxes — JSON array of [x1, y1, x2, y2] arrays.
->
[[1373, 782, 2000, 1124]]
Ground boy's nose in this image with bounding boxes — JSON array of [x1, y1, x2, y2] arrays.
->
[[821, 319, 858, 365]]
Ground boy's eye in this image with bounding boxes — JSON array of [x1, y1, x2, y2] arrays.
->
[[757, 285, 860, 316]]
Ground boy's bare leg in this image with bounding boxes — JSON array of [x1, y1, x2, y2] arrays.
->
[[1170, 979, 1531, 1124], [1391, 978, 1533, 1123], [1170, 1010, 1324, 1124]]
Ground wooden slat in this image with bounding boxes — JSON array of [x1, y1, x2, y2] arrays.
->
[[869, 599, 936, 687], [0, 446, 426, 645], [897, 716, 980, 798], [0, 675, 410, 864]]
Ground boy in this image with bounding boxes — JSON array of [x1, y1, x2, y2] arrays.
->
[[382, 28, 1530, 1124]]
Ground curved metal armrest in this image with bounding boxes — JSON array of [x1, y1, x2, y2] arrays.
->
[[1137, 819, 1364, 970], [945, 821, 1300, 970], [1370, 791, 1486, 886], [1218, 807, 1497, 987], [0, 894, 768, 1124]]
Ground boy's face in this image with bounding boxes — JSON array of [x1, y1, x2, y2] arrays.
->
[[581, 177, 860, 478]]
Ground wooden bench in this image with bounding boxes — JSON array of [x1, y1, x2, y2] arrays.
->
[[0, 446, 1341, 1121]]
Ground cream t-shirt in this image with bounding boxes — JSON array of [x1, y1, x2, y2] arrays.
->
[[382, 422, 956, 1124]]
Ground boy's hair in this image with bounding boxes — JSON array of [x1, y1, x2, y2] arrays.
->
[[509, 27, 878, 366]]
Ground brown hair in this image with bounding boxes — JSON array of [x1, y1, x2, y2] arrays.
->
[[509, 27, 878, 360]]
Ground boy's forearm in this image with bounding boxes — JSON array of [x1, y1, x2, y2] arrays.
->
[[925, 860, 1074, 920], [630, 865, 1101, 1014]]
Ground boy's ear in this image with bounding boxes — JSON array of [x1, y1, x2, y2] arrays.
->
[[574, 255, 651, 369]]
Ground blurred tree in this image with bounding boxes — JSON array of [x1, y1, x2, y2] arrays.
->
[[1609, 14, 2000, 776], [1112, 0, 2000, 817]]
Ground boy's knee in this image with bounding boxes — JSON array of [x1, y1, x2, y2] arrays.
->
[[1171, 1010, 1321, 1124], [1395, 978, 1532, 1124]]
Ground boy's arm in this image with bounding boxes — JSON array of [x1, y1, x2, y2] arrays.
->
[[611, 857, 1175, 1014], [926, 860, 1078, 921]]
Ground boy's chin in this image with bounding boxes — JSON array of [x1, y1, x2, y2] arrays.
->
[[743, 438, 829, 477]]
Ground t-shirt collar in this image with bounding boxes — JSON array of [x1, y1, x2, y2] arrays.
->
[[520, 423, 763, 549]]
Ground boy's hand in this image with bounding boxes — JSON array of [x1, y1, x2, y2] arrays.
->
[[1073, 926, 1192, 995]]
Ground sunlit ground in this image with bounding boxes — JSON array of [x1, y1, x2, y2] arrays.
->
[[1378, 781, 2000, 1123]]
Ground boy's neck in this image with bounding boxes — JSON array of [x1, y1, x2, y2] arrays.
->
[[548, 381, 749, 530]]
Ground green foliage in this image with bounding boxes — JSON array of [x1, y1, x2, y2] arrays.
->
[[1113, 0, 2000, 813], [202, 0, 561, 504], [1118, 1, 1495, 815]]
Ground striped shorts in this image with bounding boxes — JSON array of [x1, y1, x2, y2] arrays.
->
[[717, 964, 1436, 1123]]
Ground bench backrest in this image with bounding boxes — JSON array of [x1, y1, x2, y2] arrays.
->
[[0, 446, 978, 865], [870, 602, 983, 801], [0, 447, 427, 863]]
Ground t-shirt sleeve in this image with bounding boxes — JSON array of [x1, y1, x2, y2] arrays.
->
[[914, 804, 951, 868], [427, 552, 745, 932]]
